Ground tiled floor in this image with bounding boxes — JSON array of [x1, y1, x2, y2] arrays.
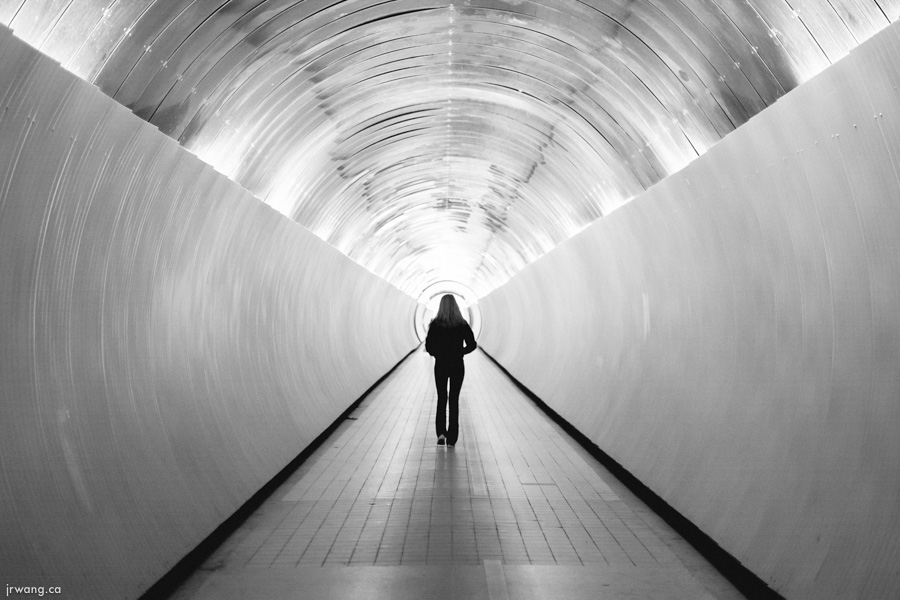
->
[[170, 349, 746, 599]]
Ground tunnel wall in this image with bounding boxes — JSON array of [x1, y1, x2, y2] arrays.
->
[[479, 20, 900, 600], [0, 26, 417, 600]]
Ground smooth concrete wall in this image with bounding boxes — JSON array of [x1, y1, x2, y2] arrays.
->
[[479, 21, 900, 600], [0, 27, 417, 600]]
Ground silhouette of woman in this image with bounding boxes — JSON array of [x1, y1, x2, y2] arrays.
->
[[425, 294, 477, 447]]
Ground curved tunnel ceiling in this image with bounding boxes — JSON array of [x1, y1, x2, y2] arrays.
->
[[2, 0, 897, 297]]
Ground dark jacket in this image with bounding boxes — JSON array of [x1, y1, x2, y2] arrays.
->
[[425, 321, 477, 364]]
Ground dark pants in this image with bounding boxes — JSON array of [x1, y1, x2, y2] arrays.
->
[[434, 361, 464, 444]]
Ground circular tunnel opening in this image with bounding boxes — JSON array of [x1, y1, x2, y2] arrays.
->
[[414, 281, 482, 343]]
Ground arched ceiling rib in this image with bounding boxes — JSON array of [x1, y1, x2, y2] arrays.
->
[[2, 0, 898, 297]]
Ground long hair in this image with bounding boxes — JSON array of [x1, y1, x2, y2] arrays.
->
[[430, 294, 466, 328]]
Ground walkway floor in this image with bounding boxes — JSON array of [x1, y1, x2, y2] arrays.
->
[[169, 349, 746, 600]]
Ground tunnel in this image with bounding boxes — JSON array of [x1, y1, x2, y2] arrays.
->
[[1, 1, 899, 599]]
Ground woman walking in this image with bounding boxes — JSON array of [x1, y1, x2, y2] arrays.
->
[[425, 294, 477, 447]]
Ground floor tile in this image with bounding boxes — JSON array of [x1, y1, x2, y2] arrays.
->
[[168, 350, 746, 600]]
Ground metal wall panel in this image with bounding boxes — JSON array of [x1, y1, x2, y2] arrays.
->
[[479, 20, 900, 600], [0, 25, 417, 600]]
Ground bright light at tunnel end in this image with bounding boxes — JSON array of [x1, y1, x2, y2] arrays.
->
[[414, 280, 481, 342]]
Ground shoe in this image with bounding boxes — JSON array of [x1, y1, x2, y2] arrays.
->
[[437, 435, 446, 446], [447, 442, 455, 447]]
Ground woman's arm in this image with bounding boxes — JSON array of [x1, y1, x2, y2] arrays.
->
[[462, 324, 477, 355], [425, 327, 434, 356]]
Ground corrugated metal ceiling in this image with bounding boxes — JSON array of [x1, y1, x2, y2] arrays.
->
[[2, 0, 897, 296]]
